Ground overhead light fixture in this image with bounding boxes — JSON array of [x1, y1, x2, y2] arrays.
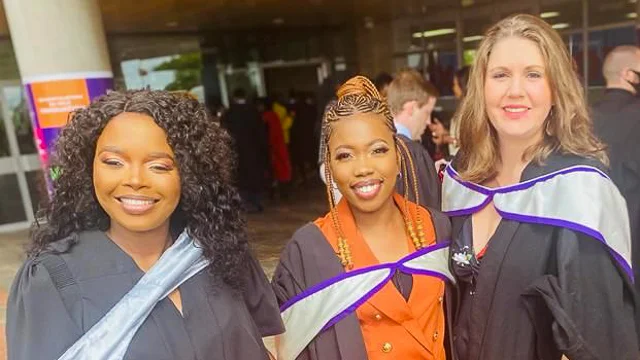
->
[[421, 28, 456, 38], [552, 23, 570, 29], [273, 17, 284, 25], [540, 11, 560, 19], [463, 35, 483, 42], [630, 0, 637, 4], [166, 21, 179, 27], [627, 12, 638, 19]]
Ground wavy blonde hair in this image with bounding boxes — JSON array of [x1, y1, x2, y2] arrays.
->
[[454, 14, 607, 183]]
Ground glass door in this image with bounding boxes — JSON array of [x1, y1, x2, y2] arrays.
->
[[217, 64, 265, 107], [0, 81, 42, 232]]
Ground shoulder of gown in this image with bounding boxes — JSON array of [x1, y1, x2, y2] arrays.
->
[[6, 236, 83, 360], [271, 223, 330, 305], [521, 226, 638, 359], [396, 134, 441, 210], [270, 223, 368, 360], [242, 251, 285, 337], [425, 207, 452, 243]]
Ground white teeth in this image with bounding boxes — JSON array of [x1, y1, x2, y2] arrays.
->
[[504, 107, 527, 113], [120, 198, 155, 206], [356, 184, 379, 194]]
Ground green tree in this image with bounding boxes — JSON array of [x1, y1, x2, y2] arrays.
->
[[154, 53, 202, 91]]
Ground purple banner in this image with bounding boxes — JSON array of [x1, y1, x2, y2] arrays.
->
[[24, 76, 113, 185]]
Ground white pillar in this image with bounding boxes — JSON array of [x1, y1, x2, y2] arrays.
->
[[3, 0, 113, 184]]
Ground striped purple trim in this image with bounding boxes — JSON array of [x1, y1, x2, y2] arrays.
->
[[497, 209, 634, 283], [446, 166, 492, 195], [402, 241, 450, 261], [400, 268, 452, 282], [320, 271, 394, 331], [446, 165, 610, 197], [444, 195, 493, 217], [279, 262, 391, 312], [280, 242, 452, 331]]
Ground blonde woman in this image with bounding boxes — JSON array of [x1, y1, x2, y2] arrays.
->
[[443, 14, 637, 359]]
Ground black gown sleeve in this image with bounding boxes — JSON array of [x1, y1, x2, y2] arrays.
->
[[271, 230, 320, 360], [523, 228, 639, 360], [6, 254, 83, 360], [242, 253, 285, 337], [271, 225, 369, 360]]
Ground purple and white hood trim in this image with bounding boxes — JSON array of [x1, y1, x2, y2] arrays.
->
[[442, 164, 633, 282], [277, 243, 454, 360]]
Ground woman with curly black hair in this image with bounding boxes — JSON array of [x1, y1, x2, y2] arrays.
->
[[6, 90, 283, 360]]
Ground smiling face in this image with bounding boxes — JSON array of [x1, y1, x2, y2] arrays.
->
[[328, 112, 399, 214], [93, 112, 181, 234], [484, 36, 553, 147]]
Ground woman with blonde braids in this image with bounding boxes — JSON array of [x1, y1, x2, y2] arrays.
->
[[272, 75, 454, 360]]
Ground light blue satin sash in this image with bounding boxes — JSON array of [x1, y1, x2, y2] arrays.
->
[[58, 231, 210, 360]]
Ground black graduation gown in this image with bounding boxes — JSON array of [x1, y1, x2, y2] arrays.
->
[[222, 102, 269, 192], [6, 231, 284, 360], [271, 207, 451, 360], [447, 154, 638, 360], [593, 89, 640, 328], [290, 100, 318, 169], [396, 134, 441, 210]]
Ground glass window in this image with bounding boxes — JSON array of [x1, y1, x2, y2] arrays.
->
[[407, 21, 458, 96], [540, 0, 583, 31], [121, 52, 203, 93], [563, 26, 637, 88], [462, 16, 493, 52], [589, 0, 636, 28], [0, 173, 27, 225], [25, 170, 47, 215], [0, 113, 9, 157], [3, 86, 36, 155], [589, 26, 637, 86]]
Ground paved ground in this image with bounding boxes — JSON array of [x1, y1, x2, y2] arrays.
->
[[0, 179, 327, 359]]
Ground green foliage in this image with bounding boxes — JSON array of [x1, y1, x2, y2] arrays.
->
[[50, 166, 62, 181], [164, 69, 201, 91], [153, 52, 202, 71], [154, 52, 203, 91]]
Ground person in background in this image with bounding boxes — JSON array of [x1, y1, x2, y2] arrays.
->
[[428, 67, 470, 160], [6, 90, 283, 360], [274, 97, 294, 146], [418, 81, 450, 161], [592, 45, 640, 332], [444, 14, 637, 359], [373, 72, 394, 99], [222, 88, 269, 213], [272, 76, 452, 360], [258, 97, 292, 201], [448, 66, 470, 156], [290, 91, 318, 184], [387, 69, 441, 209]]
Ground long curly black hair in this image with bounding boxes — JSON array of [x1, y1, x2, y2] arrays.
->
[[30, 90, 249, 289]]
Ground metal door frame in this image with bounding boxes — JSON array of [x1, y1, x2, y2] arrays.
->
[[217, 58, 329, 107], [0, 80, 38, 233]]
